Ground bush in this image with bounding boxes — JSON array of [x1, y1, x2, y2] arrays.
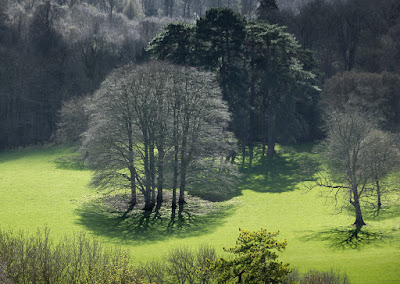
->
[[140, 244, 216, 284], [0, 228, 141, 284], [285, 268, 351, 284]]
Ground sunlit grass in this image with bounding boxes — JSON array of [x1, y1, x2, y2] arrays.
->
[[0, 145, 399, 283]]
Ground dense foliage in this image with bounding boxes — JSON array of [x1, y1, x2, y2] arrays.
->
[[210, 229, 291, 283], [148, 7, 318, 160]]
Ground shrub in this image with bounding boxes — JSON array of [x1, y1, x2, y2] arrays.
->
[[0, 228, 141, 284], [140, 244, 216, 284], [285, 268, 351, 284]]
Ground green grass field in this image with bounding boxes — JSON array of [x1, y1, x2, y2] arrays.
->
[[0, 146, 399, 283]]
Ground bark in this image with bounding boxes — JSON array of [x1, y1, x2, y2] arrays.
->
[[249, 144, 254, 168], [149, 139, 156, 207], [179, 143, 187, 205], [376, 178, 382, 215], [127, 117, 136, 211], [241, 144, 246, 167], [267, 104, 276, 157], [350, 187, 366, 228], [143, 132, 152, 211], [156, 145, 165, 205], [179, 116, 189, 205], [172, 107, 179, 209]]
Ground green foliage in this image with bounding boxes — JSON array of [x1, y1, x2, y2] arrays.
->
[[256, 0, 280, 24], [147, 22, 196, 65], [210, 229, 291, 283]]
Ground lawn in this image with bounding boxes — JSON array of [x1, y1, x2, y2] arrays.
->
[[0, 146, 399, 283]]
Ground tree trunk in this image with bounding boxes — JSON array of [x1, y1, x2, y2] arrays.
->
[[376, 178, 382, 215], [179, 120, 189, 205], [267, 105, 276, 157], [351, 188, 366, 228], [150, 140, 156, 207], [127, 118, 136, 211], [129, 168, 136, 209], [143, 135, 153, 211], [172, 107, 179, 209], [241, 143, 246, 167], [249, 144, 254, 168], [179, 147, 187, 205], [156, 146, 165, 205]]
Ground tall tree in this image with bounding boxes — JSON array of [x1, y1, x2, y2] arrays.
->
[[244, 22, 317, 156], [256, 0, 280, 24], [318, 108, 374, 228]]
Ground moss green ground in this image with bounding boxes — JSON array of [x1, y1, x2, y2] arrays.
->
[[0, 146, 399, 283]]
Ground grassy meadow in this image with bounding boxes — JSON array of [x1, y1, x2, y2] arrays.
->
[[0, 146, 399, 283]]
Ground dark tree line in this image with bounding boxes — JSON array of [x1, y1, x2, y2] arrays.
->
[[2, 0, 400, 152], [0, 0, 170, 150]]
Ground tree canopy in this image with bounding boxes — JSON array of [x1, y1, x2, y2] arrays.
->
[[82, 61, 239, 211]]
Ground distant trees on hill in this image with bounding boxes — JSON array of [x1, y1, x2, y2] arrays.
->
[[1, 0, 400, 153], [0, 1, 170, 150]]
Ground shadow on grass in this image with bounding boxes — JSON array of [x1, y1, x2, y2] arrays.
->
[[239, 147, 317, 194], [301, 226, 394, 250], [54, 153, 86, 171], [75, 197, 234, 245]]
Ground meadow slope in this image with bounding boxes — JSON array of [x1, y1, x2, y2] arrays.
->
[[0, 146, 399, 283]]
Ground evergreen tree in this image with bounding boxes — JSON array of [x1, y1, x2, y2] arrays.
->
[[256, 0, 280, 24]]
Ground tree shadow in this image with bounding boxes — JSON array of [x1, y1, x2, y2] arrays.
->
[[75, 197, 234, 245], [54, 153, 86, 171], [239, 148, 317, 194], [300, 226, 393, 250]]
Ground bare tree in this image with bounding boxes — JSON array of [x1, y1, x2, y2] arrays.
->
[[318, 108, 375, 228], [82, 61, 238, 212], [360, 129, 400, 215]]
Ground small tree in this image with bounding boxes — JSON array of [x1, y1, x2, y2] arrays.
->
[[210, 229, 291, 283], [360, 129, 400, 215]]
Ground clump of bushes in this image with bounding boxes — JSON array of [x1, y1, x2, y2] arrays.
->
[[0, 228, 141, 283], [140, 245, 216, 283], [285, 268, 351, 284], [0, 228, 351, 283]]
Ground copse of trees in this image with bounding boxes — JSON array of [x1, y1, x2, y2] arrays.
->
[[81, 62, 239, 211], [148, 7, 319, 161]]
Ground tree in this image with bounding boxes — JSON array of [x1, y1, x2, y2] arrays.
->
[[148, 7, 317, 159], [256, 0, 280, 24], [82, 62, 237, 211], [321, 71, 400, 131], [55, 96, 91, 145], [244, 22, 318, 157], [360, 129, 400, 215], [318, 108, 375, 228], [210, 228, 291, 283]]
